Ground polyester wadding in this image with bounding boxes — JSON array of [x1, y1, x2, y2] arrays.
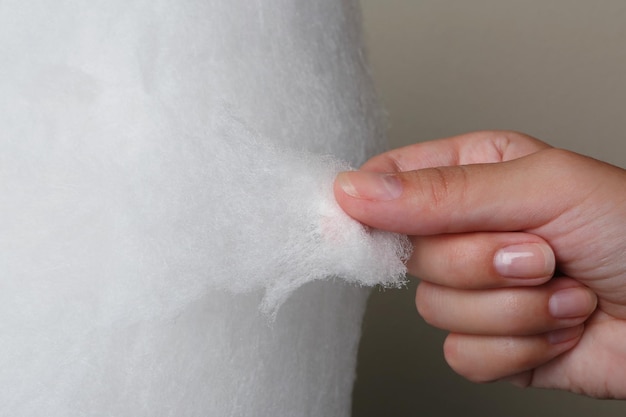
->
[[0, 0, 410, 415]]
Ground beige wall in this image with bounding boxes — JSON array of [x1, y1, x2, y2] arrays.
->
[[354, 1, 626, 416]]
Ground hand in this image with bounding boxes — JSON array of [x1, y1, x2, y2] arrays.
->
[[334, 131, 626, 399]]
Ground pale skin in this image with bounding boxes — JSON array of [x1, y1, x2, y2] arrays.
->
[[334, 131, 626, 399]]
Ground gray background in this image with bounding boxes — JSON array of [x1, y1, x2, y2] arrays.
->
[[354, 1, 626, 416]]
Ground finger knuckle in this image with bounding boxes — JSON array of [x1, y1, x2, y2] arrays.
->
[[414, 166, 469, 218], [535, 148, 588, 179]]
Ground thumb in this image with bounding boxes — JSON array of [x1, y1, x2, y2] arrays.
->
[[334, 148, 584, 235]]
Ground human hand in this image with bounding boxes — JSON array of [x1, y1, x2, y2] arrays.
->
[[334, 131, 626, 398]]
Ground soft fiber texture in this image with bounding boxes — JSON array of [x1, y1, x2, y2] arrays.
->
[[0, 0, 409, 415]]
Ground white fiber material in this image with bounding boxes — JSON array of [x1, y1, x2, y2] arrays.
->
[[0, 0, 409, 415]]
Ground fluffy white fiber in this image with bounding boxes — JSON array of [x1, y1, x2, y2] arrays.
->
[[0, 0, 409, 415], [214, 121, 410, 313]]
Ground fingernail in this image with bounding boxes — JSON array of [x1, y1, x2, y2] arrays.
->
[[547, 325, 584, 345], [336, 171, 403, 201], [549, 287, 596, 319], [494, 244, 555, 278]]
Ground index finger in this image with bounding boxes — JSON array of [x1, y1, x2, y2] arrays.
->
[[361, 130, 551, 173]]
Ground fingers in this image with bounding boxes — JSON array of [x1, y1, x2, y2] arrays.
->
[[416, 278, 597, 336], [443, 325, 584, 383], [416, 274, 596, 384], [408, 232, 555, 289], [335, 146, 588, 235]]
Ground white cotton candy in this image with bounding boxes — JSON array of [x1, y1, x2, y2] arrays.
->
[[0, 0, 409, 415]]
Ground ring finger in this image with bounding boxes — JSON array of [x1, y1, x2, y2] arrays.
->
[[416, 277, 597, 336]]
